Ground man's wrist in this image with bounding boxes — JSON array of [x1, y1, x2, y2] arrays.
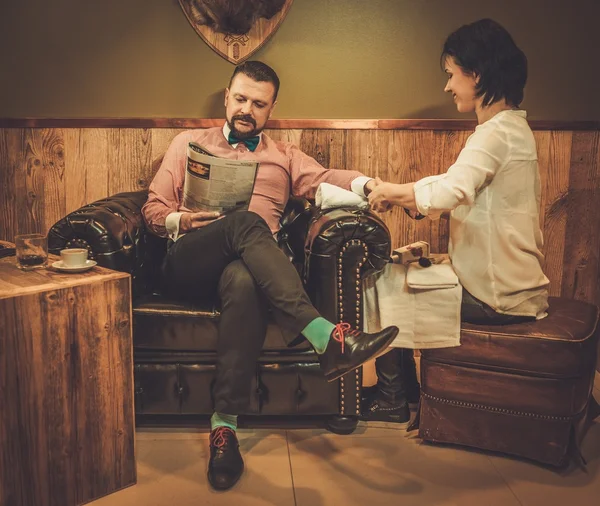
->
[[351, 176, 373, 198], [363, 179, 376, 196], [166, 211, 184, 239]]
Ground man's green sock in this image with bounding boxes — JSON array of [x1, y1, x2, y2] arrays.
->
[[211, 412, 238, 431], [301, 317, 335, 354]]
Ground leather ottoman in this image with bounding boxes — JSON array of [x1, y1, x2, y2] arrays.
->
[[415, 297, 600, 467]]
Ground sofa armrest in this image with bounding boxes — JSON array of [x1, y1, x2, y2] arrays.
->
[[303, 207, 391, 328], [48, 190, 163, 294], [277, 196, 313, 270]]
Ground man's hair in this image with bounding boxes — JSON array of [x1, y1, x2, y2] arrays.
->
[[229, 60, 280, 101], [441, 18, 527, 107]]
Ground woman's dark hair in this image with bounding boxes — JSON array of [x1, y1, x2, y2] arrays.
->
[[441, 19, 527, 107], [229, 60, 280, 101]]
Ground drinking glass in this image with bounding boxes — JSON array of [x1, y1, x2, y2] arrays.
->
[[15, 233, 48, 270]]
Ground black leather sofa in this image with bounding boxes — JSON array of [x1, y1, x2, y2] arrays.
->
[[48, 190, 391, 434]]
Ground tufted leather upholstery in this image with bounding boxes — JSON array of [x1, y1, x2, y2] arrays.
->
[[48, 190, 391, 432], [416, 297, 600, 466]]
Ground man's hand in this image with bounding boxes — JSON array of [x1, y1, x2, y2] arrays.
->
[[179, 211, 222, 233], [368, 178, 418, 213], [367, 177, 393, 213], [364, 178, 392, 212]]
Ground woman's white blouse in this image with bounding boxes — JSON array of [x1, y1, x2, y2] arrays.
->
[[414, 110, 549, 318]]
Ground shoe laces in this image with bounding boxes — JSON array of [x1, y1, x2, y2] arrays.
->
[[331, 322, 361, 354], [210, 426, 235, 450]]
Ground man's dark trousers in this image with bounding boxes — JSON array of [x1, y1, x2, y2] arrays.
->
[[162, 211, 320, 415]]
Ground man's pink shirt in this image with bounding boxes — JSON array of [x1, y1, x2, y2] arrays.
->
[[142, 126, 366, 237]]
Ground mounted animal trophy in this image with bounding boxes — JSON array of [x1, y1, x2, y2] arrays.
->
[[178, 0, 294, 64]]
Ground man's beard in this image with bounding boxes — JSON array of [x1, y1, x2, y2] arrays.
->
[[227, 115, 262, 139]]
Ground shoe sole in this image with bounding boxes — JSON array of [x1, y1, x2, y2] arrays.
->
[[324, 328, 399, 382], [325, 361, 364, 382]]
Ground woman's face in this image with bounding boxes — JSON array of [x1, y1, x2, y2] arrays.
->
[[443, 57, 479, 113]]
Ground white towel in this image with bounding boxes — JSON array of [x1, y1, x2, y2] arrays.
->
[[315, 182, 369, 210], [406, 259, 459, 289], [363, 257, 462, 349]]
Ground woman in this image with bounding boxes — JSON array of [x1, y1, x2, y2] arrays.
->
[[362, 18, 550, 422]]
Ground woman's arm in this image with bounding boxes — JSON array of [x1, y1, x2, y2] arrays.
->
[[369, 121, 510, 216]]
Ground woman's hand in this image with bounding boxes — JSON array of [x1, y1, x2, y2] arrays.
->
[[367, 177, 394, 212], [179, 211, 222, 233], [368, 178, 418, 213]]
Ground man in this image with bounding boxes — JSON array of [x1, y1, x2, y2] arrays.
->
[[142, 61, 398, 491]]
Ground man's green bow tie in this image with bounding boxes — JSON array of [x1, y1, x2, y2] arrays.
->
[[228, 133, 259, 152]]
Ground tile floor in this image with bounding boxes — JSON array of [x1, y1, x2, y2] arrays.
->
[[90, 373, 600, 506]]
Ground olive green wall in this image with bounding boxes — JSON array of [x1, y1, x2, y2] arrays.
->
[[1, 0, 598, 120]]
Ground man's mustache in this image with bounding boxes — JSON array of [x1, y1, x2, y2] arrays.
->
[[232, 115, 256, 127]]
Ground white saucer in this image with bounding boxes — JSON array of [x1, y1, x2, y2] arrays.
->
[[52, 259, 97, 273]]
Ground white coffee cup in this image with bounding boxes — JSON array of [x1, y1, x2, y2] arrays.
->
[[60, 248, 88, 267]]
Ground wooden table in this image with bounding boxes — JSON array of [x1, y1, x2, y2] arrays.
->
[[0, 256, 136, 506]]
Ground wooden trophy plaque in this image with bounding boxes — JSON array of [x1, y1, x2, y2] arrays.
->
[[178, 0, 294, 64]]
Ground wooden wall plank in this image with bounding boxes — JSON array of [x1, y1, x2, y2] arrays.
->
[[63, 129, 87, 215], [537, 132, 572, 297], [15, 129, 48, 236], [107, 129, 152, 195], [40, 129, 66, 235], [378, 130, 440, 250], [561, 131, 600, 303], [264, 128, 303, 146], [534, 131, 551, 236], [149, 128, 185, 184], [0, 129, 23, 242], [299, 129, 347, 169], [81, 129, 111, 205], [346, 130, 384, 180], [425, 130, 472, 254]]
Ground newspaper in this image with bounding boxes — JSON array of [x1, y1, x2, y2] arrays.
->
[[182, 142, 259, 213]]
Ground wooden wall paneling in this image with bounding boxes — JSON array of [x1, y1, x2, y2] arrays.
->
[[79, 129, 111, 207], [41, 128, 66, 235], [0, 129, 23, 242], [299, 129, 347, 169], [536, 131, 573, 297], [107, 129, 152, 196], [346, 130, 400, 249], [409, 131, 439, 249], [346, 130, 385, 180], [149, 128, 185, 183], [534, 132, 551, 236], [424, 130, 472, 254], [561, 131, 600, 305], [320, 130, 347, 170], [381, 130, 439, 250], [14, 129, 39, 235], [15, 129, 66, 236], [264, 128, 303, 147], [378, 131, 408, 249], [63, 129, 87, 215]]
